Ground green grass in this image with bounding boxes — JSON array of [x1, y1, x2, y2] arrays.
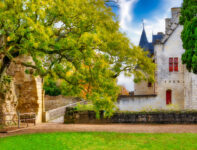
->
[[0, 132, 197, 150]]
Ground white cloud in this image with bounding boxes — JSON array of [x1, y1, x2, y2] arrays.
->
[[117, 0, 138, 91], [117, 73, 134, 91], [119, 0, 138, 31], [119, 0, 140, 45]]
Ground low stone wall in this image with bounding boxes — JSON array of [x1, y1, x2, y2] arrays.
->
[[117, 95, 159, 111], [44, 101, 86, 123], [45, 95, 81, 111], [65, 109, 197, 124]]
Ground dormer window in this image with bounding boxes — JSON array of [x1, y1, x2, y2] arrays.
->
[[148, 82, 152, 87]]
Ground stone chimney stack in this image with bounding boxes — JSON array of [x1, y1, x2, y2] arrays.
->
[[171, 7, 181, 20], [165, 18, 171, 34], [165, 7, 181, 35]]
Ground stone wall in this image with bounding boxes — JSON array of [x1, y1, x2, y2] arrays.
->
[[45, 95, 81, 111], [117, 95, 158, 111], [65, 109, 197, 124], [184, 68, 197, 110], [44, 100, 86, 123], [0, 55, 43, 124], [134, 81, 156, 96], [0, 79, 18, 124]]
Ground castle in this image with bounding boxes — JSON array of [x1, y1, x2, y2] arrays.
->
[[1, 7, 197, 125], [118, 8, 197, 111]]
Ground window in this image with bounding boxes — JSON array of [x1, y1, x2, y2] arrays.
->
[[169, 57, 179, 72], [169, 58, 173, 72], [148, 82, 152, 87], [174, 57, 178, 71]]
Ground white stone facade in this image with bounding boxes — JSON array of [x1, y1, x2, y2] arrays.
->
[[118, 7, 197, 111], [155, 25, 185, 109]]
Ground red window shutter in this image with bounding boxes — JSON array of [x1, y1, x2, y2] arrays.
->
[[169, 58, 173, 72], [174, 57, 178, 71]]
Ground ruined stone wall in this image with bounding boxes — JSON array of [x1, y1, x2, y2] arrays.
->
[[0, 55, 43, 124], [0, 79, 18, 124]]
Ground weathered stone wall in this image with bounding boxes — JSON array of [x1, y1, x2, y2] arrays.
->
[[117, 95, 159, 111], [134, 81, 156, 96], [65, 109, 197, 124], [184, 68, 197, 110], [165, 8, 180, 35], [0, 79, 18, 124], [45, 95, 81, 111], [0, 55, 43, 124]]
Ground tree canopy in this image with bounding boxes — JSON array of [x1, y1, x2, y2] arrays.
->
[[0, 0, 155, 116], [180, 0, 197, 73]]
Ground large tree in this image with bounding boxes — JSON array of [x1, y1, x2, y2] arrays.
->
[[180, 0, 197, 73], [0, 0, 155, 116]]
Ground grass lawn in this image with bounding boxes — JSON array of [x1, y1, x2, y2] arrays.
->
[[0, 132, 197, 150]]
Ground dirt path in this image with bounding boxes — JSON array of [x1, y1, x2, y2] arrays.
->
[[1, 123, 197, 137]]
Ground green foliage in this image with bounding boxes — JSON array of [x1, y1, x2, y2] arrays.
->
[[0, 0, 155, 116], [0, 75, 12, 99], [75, 103, 94, 111], [43, 78, 61, 96], [117, 109, 197, 114], [180, 0, 197, 73]]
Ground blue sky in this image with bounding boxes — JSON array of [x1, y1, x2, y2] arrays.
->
[[116, 0, 183, 91]]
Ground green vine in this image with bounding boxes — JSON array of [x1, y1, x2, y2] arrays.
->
[[0, 75, 12, 100]]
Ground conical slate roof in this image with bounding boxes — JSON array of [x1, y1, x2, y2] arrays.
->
[[139, 27, 149, 49], [139, 26, 164, 55]]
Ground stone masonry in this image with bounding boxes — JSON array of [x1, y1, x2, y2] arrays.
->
[[0, 55, 43, 124]]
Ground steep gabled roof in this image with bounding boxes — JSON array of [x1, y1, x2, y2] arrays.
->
[[161, 23, 179, 44], [139, 26, 164, 55], [139, 27, 149, 50], [139, 27, 154, 55]]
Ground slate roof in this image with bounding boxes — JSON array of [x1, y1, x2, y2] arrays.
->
[[139, 28, 164, 55], [153, 33, 164, 44]]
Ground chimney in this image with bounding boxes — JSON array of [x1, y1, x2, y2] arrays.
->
[[157, 32, 164, 35], [171, 7, 181, 19], [165, 18, 171, 34]]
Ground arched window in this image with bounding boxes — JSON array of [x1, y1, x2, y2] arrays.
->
[[166, 90, 172, 105]]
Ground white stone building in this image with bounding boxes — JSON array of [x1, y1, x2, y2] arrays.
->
[[118, 7, 197, 111]]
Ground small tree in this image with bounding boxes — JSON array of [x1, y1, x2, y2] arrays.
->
[[43, 78, 61, 96], [180, 0, 197, 73]]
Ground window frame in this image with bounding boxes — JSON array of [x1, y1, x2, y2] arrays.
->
[[169, 57, 173, 72], [174, 57, 178, 71]]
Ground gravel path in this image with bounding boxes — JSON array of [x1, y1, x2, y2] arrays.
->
[[1, 123, 197, 137]]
